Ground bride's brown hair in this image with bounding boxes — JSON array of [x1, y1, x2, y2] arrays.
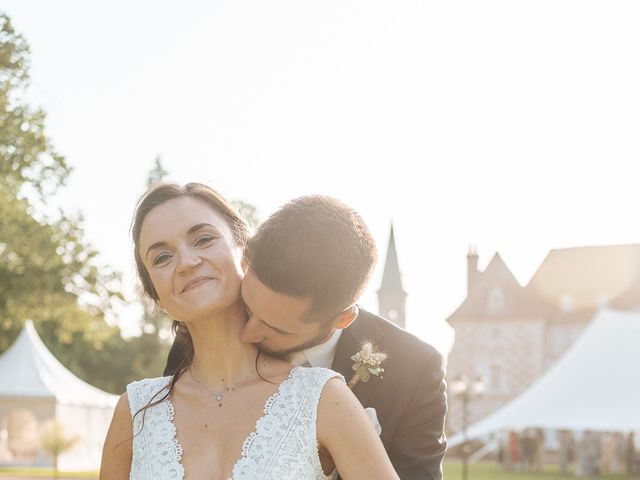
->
[[130, 182, 251, 416]]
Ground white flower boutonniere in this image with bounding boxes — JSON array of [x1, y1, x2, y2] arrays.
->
[[348, 341, 388, 389]]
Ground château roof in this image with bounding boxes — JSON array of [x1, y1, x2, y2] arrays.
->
[[449, 244, 640, 325], [528, 244, 640, 312], [448, 253, 547, 324]]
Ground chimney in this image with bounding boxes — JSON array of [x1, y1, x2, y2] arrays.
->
[[467, 245, 478, 294]]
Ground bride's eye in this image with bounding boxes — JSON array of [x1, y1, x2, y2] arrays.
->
[[195, 235, 214, 247], [153, 252, 172, 265]]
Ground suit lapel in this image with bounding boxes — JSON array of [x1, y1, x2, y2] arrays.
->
[[332, 311, 384, 406]]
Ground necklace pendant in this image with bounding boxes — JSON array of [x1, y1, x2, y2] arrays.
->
[[215, 394, 223, 401]]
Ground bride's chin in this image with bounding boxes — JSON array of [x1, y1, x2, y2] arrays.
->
[[181, 301, 245, 324]]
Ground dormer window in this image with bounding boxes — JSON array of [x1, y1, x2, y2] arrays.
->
[[561, 294, 574, 312]]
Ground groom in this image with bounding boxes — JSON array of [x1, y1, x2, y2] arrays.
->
[[164, 195, 447, 480]]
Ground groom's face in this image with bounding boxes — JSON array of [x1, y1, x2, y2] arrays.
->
[[239, 269, 335, 356]]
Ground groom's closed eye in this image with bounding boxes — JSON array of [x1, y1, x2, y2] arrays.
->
[[244, 304, 293, 335], [260, 319, 292, 336]]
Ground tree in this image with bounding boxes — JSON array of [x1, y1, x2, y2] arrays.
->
[[40, 420, 80, 479], [0, 14, 68, 198], [147, 154, 168, 188], [232, 199, 261, 229], [0, 11, 124, 390]]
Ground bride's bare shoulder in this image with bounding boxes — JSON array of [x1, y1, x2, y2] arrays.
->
[[100, 393, 133, 479]]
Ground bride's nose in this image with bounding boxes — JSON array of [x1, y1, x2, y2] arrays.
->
[[176, 249, 202, 273]]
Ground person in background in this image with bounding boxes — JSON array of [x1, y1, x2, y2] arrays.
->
[[627, 432, 636, 476], [508, 431, 521, 471], [557, 430, 574, 475]]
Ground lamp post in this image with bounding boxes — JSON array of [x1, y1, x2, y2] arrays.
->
[[452, 375, 485, 480]]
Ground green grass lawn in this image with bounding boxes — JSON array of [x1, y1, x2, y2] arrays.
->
[[444, 461, 632, 479]]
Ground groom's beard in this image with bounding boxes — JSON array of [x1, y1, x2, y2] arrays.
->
[[257, 325, 334, 359]]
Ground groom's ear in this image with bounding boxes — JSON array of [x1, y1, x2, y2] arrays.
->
[[334, 305, 359, 330], [241, 258, 249, 274]]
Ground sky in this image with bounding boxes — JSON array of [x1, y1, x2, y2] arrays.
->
[[3, 0, 640, 356]]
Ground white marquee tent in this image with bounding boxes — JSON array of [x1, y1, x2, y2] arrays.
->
[[0, 320, 118, 470], [450, 308, 640, 447]]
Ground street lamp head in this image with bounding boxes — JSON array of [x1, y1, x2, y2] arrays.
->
[[473, 376, 486, 396], [451, 375, 468, 396]]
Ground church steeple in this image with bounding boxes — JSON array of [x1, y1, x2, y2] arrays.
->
[[377, 224, 407, 328]]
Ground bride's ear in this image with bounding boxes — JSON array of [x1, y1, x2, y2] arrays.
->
[[241, 257, 249, 274]]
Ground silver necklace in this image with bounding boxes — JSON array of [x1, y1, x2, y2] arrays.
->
[[189, 366, 256, 408]]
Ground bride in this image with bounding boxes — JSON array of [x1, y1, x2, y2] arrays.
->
[[100, 183, 399, 480]]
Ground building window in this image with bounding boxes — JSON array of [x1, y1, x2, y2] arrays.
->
[[561, 294, 574, 312], [488, 287, 505, 313]]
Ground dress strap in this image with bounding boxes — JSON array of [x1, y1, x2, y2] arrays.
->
[[126, 377, 184, 480]]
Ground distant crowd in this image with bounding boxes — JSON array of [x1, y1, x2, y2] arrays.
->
[[497, 429, 636, 477]]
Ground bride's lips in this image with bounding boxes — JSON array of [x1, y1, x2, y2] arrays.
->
[[181, 276, 215, 293]]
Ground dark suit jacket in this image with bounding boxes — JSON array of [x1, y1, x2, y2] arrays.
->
[[164, 309, 447, 479]]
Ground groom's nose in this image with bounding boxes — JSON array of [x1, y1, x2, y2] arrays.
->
[[240, 315, 266, 344]]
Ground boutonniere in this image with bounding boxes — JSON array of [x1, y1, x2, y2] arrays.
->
[[348, 341, 388, 389]]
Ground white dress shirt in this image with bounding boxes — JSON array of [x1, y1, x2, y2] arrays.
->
[[287, 329, 343, 368]]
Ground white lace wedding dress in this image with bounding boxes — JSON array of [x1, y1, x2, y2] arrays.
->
[[126, 366, 341, 480]]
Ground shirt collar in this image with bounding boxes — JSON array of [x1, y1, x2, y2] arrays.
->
[[287, 329, 343, 368]]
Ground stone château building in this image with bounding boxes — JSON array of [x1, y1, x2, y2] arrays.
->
[[446, 244, 640, 434]]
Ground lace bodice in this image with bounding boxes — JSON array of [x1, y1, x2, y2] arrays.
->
[[126, 366, 342, 480]]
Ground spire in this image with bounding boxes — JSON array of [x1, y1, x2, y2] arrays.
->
[[379, 224, 404, 293], [377, 224, 407, 328]]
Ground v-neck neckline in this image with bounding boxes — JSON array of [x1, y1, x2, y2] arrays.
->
[[167, 366, 303, 480]]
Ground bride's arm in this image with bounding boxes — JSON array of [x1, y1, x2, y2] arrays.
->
[[317, 378, 400, 480], [99, 393, 133, 480]]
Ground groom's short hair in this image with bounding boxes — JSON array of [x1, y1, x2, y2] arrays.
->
[[245, 195, 377, 322]]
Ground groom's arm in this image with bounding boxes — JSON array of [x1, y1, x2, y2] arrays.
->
[[390, 348, 447, 480]]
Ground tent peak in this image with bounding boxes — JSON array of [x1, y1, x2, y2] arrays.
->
[[0, 320, 117, 407]]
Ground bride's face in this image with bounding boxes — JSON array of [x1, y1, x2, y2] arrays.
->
[[138, 196, 244, 323]]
